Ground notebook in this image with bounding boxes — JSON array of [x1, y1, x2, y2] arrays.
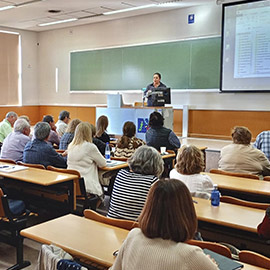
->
[[106, 160, 126, 167], [0, 165, 29, 173], [203, 249, 243, 270]]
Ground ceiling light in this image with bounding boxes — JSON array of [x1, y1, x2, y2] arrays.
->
[[103, 4, 155, 15], [38, 18, 78, 27], [0, 5, 15, 11]]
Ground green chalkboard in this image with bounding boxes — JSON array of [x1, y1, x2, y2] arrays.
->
[[70, 37, 221, 91]]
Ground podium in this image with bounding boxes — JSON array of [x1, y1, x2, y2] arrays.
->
[[96, 95, 173, 140]]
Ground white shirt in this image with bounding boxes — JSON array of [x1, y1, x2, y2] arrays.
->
[[67, 141, 106, 196], [169, 169, 213, 199], [56, 120, 67, 137]]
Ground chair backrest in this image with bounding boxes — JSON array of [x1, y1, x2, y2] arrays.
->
[[47, 165, 81, 177], [84, 209, 138, 230], [17, 161, 46, 170], [220, 196, 269, 210], [0, 158, 16, 165], [186, 239, 232, 258], [210, 169, 260, 180], [239, 250, 270, 269], [263, 176, 270, 182], [0, 188, 6, 218]]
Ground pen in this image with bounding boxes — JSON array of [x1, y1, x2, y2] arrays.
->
[[193, 200, 198, 204]]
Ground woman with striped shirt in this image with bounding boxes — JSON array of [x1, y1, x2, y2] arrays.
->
[[107, 145, 164, 221]]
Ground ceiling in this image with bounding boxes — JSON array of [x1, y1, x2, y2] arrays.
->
[[0, 0, 215, 32]]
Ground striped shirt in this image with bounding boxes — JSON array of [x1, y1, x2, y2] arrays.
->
[[107, 169, 158, 221]]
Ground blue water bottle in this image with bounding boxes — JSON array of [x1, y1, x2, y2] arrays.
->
[[211, 184, 220, 207], [105, 142, 111, 162]]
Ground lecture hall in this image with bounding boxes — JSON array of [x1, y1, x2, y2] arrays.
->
[[0, 0, 270, 269]]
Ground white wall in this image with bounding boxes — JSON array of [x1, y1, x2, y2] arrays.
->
[[0, 26, 38, 106], [36, 3, 270, 110]]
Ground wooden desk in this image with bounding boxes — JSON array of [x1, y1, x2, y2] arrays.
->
[[0, 162, 78, 212], [194, 197, 270, 257], [21, 214, 264, 270], [203, 172, 270, 202]]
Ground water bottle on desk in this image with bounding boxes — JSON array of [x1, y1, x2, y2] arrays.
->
[[211, 184, 220, 207], [105, 142, 111, 162]]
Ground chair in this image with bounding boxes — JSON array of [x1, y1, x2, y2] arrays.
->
[[263, 176, 270, 182], [239, 250, 270, 269], [47, 166, 99, 212], [17, 161, 46, 170], [210, 169, 260, 180], [0, 158, 16, 164], [56, 149, 65, 154], [0, 188, 31, 270], [220, 196, 269, 210], [84, 209, 138, 230], [186, 239, 232, 258]]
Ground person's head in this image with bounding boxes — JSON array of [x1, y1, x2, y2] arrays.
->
[[123, 121, 136, 138], [231, 126, 252, 145], [14, 118, 31, 136], [66, 119, 81, 134], [34, 122, 51, 141], [42, 115, 56, 130], [153, 72, 161, 85], [90, 124, 96, 138], [175, 145, 204, 175], [148, 111, 164, 128], [139, 178, 197, 243], [69, 122, 92, 148], [96, 115, 108, 137], [18, 115, 30, 123], [6, 111, 18, 127], [59, 110, 70, 124], [128, 145, 164, 177]]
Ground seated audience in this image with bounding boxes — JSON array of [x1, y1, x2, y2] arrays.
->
[[107, 145, 164, 221], [0, 111, 18, 145], [42, 115, 60, 146], [90, 124, 106, 155], [18, 115, 30, 123], [170, 145, 213, 199], [254, 130, 270, 160], [1, 119, 31, 162], [146, 111, 180, 151], [67, 122, 106, 197], [96, 115, 110, 143], [111, 179, 218, 270], [56, 110, 70, 137], [23, 122, 67, 168], [219, 126, 270, 177], [59, 119, 81, 150], [114, 121, 145, 158], [257, 206, 270, 239]]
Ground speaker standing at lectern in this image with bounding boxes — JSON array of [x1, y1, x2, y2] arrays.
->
[[145, 72, 167, 106]]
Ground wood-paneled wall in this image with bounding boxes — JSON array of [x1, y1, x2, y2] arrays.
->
[[0, 106, 268, 140]]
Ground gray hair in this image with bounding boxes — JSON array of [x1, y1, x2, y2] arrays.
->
[[128, 145, 164, 177], [14, 118, 30, 133], [34, 122, 51, 140], [6, 111, 18, 119]]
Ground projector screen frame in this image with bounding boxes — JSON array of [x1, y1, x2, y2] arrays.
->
[[220, 0, 270, 93]]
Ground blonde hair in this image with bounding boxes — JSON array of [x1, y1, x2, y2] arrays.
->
[[66, 119, 81, 133], [96, 115, 108, 137], [68, 122, 92, 149], [175, 145, 204, 175], [90, 124, 96, 137]]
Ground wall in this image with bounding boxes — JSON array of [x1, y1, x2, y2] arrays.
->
[[0, 26, 38, 106], [37, 3, 223, 106]]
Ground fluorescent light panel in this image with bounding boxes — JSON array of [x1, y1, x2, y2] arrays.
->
[[103, 4, 155, 15], [0, 5, 15, 11], [38, 18, 78, 27]]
